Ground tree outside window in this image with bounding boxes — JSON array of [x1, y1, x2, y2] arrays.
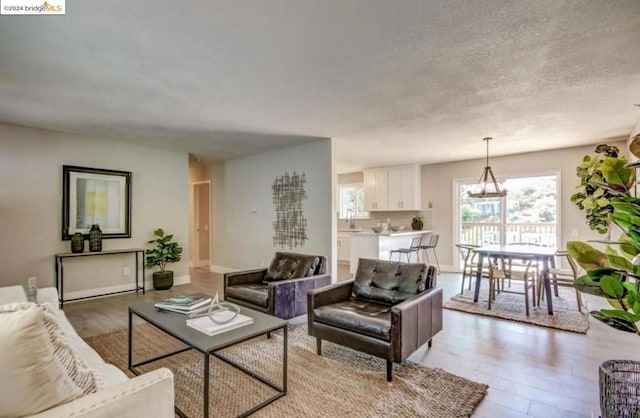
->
[[338, 184, 368, 219]]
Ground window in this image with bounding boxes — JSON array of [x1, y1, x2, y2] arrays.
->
[[338, 183, 368, 219], [457, 174, 559, 246]]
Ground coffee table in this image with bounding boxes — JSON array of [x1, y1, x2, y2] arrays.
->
[[128, 301, 288, 417]]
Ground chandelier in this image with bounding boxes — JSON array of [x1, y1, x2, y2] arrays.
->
[[468, 137, 507, 198]]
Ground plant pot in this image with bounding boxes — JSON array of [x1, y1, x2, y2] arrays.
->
[[411, 221, 424, 231], [600, 359, 640, 417], [153, 271, 173, 290]]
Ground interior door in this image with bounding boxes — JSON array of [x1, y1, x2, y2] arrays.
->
[[194, 182, 210, 265]]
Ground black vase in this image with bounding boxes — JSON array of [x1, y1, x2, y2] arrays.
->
[[70, 233, 85, 253], [88, 224, 103, 252]]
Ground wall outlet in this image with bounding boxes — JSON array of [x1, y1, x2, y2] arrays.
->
[[571, 228, 580, 237], [123, 267, 130, 276], [27, 276, 37, 288]]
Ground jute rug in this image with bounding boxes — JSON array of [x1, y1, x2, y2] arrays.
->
[[84, 324, 488, 417], [444, 285, 589, 333]]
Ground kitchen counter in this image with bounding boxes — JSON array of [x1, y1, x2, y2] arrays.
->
[[354, 230, 431, 237], [349, 229, 433, 274]]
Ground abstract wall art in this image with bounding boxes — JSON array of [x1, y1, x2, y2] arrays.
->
[[272, 171, 308, 248]]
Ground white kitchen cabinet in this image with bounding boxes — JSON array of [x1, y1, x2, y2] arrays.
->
[[364, 164, 420, 211], [364, 168, 389, 211], [387, 165, 421, 210], [337, 232, 351, 262]]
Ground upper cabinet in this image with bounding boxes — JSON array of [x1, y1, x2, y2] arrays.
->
[[364, 168, 389, 211], [364, 164, 421, 211]]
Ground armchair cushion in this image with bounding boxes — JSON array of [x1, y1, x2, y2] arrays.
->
[[352, 259, 429, 305], [264, 252, 320, 282], [313, 299, 392, 340], [225, 284, 269, 308]]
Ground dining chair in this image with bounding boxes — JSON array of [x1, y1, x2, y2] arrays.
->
[[537, 250, 583, 312], [455, 243, 481, 294], [487, 254, 537, 316], [420, 234, 440, 272], [389, 236, 423, 262], [506, 242, 541, 287]]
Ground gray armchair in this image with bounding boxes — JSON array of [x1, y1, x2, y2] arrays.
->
[[224, 252, 330, 319], [308, 258, 442, 381]]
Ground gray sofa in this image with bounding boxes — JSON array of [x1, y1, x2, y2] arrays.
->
[[224, 252, 331, 319], [308, 258, 443, 381]]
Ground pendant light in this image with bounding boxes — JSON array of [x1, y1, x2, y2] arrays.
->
[[468, 137, 507, 198]]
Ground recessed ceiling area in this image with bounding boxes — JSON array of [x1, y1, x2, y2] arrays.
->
[[0, 1, 639, 172]]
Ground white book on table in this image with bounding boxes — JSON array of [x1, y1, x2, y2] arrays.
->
[[186, 310, 254, 336]]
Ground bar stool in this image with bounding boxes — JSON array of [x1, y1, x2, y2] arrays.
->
[[420, 234, 440, 273], [389, 236, 423, 262]]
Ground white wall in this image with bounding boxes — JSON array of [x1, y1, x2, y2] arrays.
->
[[212, 139, 334, 273], [421, 141, 627, 270], [0, 123, 190, 295]]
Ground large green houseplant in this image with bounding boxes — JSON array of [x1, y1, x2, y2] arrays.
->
[[570, 144, 635, 237], [145, 228, 183, 290], [567, 149, 638, 417]]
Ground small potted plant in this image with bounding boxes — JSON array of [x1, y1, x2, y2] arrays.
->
[[145, 228, 183, 290], [411, 215, 424, 231]]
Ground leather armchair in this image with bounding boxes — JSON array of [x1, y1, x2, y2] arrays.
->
[[308, 258, 442, 381], [224, 252, 330, 319]]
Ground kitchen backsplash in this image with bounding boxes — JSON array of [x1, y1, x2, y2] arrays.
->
[[343, 210, 432, 230]]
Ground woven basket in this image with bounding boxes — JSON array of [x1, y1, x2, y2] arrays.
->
[[600, 360, 640, 418]]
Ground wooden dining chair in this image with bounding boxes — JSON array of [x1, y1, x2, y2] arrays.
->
[[488, 254, 537, 316], [506, 242, 541, 288], [537, 250, 583, 312], [456, 243, 482, 294]]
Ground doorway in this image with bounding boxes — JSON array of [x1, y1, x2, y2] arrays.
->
[[192, 181, 211, 267], [455, 173, 560, 268]]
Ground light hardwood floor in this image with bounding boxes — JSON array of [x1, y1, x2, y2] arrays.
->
[[64, 266, 636, 418]]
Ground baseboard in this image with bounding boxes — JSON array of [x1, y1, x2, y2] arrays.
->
[[63, 274, 191, 301], [438, 264, 457, 273], [192, 260, 210, 268], [210, 265, 239, 274]]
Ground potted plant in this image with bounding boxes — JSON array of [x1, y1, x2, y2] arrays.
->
[[568, 196, 640, 418], [411, 215, 424, 231], [567, 145, 637, 417], [145, 228, 183, 290]]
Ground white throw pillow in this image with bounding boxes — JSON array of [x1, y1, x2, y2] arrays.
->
[[0, 303, 104, 417]]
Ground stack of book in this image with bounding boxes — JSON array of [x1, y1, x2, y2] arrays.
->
[[186, 310, 254, 336], [154, 295, 212, 315]]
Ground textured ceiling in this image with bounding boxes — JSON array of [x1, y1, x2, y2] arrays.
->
[[0, 1, 639, 172]]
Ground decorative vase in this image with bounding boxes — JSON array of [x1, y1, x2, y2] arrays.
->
[[411, 221, 424, 231], [88, 224, 103, 252], [600, 359, 640, 417], [153, 271, 174, 290], [70, 233, 85, 253]]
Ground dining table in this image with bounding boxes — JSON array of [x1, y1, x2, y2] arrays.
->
[[473, 244, 558, 315]]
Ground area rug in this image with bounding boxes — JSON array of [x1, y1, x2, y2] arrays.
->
[[84, 324, 488, 417], [444, 286, 589, 333]]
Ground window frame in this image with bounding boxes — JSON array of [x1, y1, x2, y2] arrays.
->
[[337, 182, 369, 220]]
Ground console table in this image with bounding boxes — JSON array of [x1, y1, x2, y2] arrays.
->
[[54, 248, 145, 308]]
